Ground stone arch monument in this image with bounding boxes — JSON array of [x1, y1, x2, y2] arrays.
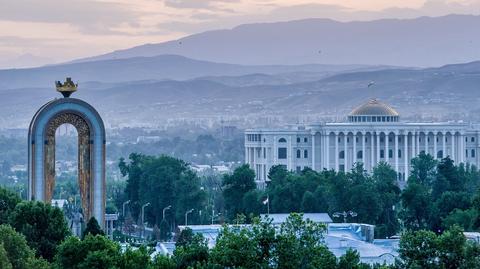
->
[[28, 78, 106, 227]]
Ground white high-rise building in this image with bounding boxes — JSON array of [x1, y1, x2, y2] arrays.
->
[[245, 99, 480, 185]]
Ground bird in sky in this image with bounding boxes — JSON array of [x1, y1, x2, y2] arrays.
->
[[367, 81, 375, 88]]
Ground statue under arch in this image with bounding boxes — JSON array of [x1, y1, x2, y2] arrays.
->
[[28, 78, 106, 227]]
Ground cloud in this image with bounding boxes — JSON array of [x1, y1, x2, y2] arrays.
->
[[163, 0, 240, 10], [0, 0, 139, 35]]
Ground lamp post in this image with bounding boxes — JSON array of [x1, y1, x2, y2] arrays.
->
[[122, 200, 131, 217], [185, 209, 194, 227], [332, 210, 358, 223], [141, 202, 151, 238], [163, 205, 172, 221]]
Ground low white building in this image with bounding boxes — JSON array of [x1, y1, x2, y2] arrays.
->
[[245, 99, 480, 184]]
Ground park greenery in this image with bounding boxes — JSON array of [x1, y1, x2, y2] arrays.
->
[[2, 150, 480, 267]]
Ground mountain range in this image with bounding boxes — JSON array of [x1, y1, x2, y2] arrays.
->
[[73, 15, 480, 67]]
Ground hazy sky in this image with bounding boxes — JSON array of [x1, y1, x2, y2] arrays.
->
[[0, 0, 479, 68]]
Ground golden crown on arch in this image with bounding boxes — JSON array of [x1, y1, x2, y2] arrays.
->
[[55, 77, 77, 98]]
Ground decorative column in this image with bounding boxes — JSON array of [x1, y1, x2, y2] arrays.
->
[[412, 132, 416, 159], [385, 132, 389, 164], [370, 132, 375, 172], [424, 132, 429, 155], [353, 133, 357, 166], [395, 133, 399, 174], [451, 133, 455, 162], [442, 132, 447, 159], [434, 132, 438, 159], [311, 133, 316, 170], [376, 132, 380, 166], [245, 146, 249, 165], [344, 133, 348, 171], [326, 133, 330, 170], [362, 133, 366, 167], [416, 132, 420, 156], [335, 133, 339, 171], [404, 133, 408, 180], [460, 133, 465, 163]]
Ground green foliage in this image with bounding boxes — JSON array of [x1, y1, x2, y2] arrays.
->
[[82, 217, 105, 239], [398, 225, 480, 269], [8, 201, 70, 261], [0, 224, 49, 269], [120, 154, 207, 227], [337, 249, 369, 269], [119, 246, 151, 269], [54, 235, 121, 269], [222, 164, 257, 220], [173, 231, 209, 268], [0, 187, 21, 225]]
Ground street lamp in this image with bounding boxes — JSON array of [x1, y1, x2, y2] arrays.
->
[[333, 210, 358, 223], [122, 200, 131, 217], [163, 205, 172, 221], [141, 203, 151, 238], [185, 209, 194, 226]]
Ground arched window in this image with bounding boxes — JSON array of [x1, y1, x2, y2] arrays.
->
[[278, 138, 287, 143], [296, 137, 300, 143], [437, 150, 443, 159], [304, 150, 308, 158], [304, 137, 308, 143], [357, 150, 363, 159], [472, 149, 476, 158], [389, 149, 393, 158], [339, 150, 345, 159], [296, 149, 301, 158]]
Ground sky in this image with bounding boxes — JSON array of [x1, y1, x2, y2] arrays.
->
[[0, 0, 479, 68]]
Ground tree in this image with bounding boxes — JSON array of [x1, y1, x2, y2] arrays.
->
[[120, 246, 150, 269], [0, 187, 21, 225], [55, 235, 121, 269], [0, 243, 12, 269], [409, 152, 437, 186], [400, 182, 432, 230], [82, 217, 105, 239], [0, 224, 49, 269], [337, 249, 370, 269], [222, 164, 256, 220], [173, 231, 209, 269], [9, 201, 70, 261]]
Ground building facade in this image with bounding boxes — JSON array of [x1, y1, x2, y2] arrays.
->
[[245, 99, 480, 184]]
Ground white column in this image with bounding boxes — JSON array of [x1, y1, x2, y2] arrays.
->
[[404, 133, 409, 180], [245, 146, 249, 165], [416, 132, 420, 156], [460, 133, 465, 163], [412, 132, 416, 159], [451, 133, 455, 162], [335, 133, 339, 171], [442, 132, 447, 159], [370, 132, 375, 172], [424, 132, 429, 155], [385, 132, 389, 164], [434, 132, 438, 159], [344, 133, 348, 171], [326, 133, 330, 170], [311, 133, 316, 170], [353, 133, 357, 166], [395, 133, 399, 174], [376, 132, 380, 167], [362, 133, 366, 166]]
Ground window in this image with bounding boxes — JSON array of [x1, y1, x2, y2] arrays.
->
[[472, 137, 476, 142], [304, 150, 308, 158], [389, 149, 393, 158], [339, 151, 345, 159], [296, 149, 301, 158], [278, 148, 287, 159], [296, 166, 301, 173], [380, 150, 385, 158], [466, 137, 468, 142], [380, 137, 384, 143], [437, 150, 443, 159], [356, 137, 359, 143], [263, 148, 266, 158], [347, 138, 350, 143], [279, 138, 287, 143], [466, 149, 469, 158], [357, 150, 363, 159], [304, 137, 308, 143], [398, 150, 402, 158], [297, 137, 300, 143], [472, 149, 476, 158]]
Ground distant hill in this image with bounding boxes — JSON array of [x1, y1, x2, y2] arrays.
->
[[73, 15, 480, 67], [2, 60, 480, 129], [0, 54, 375, 90]]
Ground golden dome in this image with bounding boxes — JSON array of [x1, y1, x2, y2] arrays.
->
[[349, 99, 399, 117]]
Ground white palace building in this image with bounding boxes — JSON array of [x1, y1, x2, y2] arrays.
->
[[245, 99, 480, 184]]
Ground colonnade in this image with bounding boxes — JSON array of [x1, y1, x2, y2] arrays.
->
[[317, 130, 465, 180]]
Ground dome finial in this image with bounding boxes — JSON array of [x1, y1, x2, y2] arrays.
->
[[55, 77, 77, 98]]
